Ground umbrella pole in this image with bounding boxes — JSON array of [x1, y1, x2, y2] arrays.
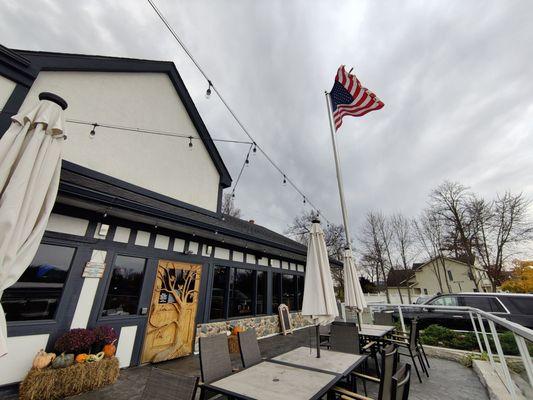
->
[[357, 311, 363, 331], [315, 324, 321, 358]]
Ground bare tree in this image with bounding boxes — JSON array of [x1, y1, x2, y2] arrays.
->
[[469, 192, 532, 291], [430, 181, 479, 290], [359, 211, 392, 302], [391, 213, 417, 302], [221, 193, 242, 218], [412, 209, 452, 293]]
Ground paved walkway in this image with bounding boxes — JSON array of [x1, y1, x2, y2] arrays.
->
[[1, 327, 488, 399]]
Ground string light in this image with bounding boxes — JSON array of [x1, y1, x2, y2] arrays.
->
[[205, 80, 212, 99], [89, 123, 97, 138], [245, 156, 249, 165], [303, 197, 306, 204], [252, 142, 257, 154], [188, 136, 193, 149], [283, 175, 287, 186]]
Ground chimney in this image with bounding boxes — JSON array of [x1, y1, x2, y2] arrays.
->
[[249, 219, 255, 224]]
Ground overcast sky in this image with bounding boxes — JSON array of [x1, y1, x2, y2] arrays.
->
[[2, 1, 532, 248]]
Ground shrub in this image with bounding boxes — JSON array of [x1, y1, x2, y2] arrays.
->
[[54, 329, 96, 354], [93, 326, 118, 345]]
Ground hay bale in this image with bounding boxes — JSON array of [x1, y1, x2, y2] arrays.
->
[[19, 357, 119, 400]]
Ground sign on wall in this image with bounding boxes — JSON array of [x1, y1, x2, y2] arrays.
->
[[82, 261, 106, 278]]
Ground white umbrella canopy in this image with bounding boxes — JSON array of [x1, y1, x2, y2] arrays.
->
[[0, 93, 67, 357], [343, 248, 367, 312], [301, 220, 338, 326]]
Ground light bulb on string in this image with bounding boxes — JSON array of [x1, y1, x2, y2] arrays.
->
[[252, 142, 257, 155], [245, 156, 250, 165], [89, 123, 97, 138], [303, 196, 306, 204], [282, 175, 287, 186], [188, 136, 193, 150], [205, 80, 213, 99]]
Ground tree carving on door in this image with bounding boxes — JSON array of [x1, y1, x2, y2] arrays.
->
[[142, 261, 201, 363]]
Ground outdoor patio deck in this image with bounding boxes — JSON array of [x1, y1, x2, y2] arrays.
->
[[0, 327, 488, 400]]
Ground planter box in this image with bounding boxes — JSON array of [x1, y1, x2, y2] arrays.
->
[[19, 357, 119, 400]]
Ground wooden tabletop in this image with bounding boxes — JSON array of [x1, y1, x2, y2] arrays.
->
[[204, 360, 339, 400], [270, 346, 366, 376]]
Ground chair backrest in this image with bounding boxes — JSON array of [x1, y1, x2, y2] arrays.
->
[[199, 334, 233, 383], [392, 363, 412, 400], [141, 368, 199, 400], [409, 319, 419, 351], [238, 328, 262, 368], [377, 344, 398, 400], [330, 321, 360, 354], [373, 311, 394, 326]]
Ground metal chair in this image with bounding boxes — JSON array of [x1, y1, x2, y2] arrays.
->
[[373, 311, 394, 326], [332, 344, 399, 400], [391, 364, 412, 400], [199, 334, 233, 399], [387, 319, 429, 383], [141, 368, 198, 400], [237, 328, 262, 368]]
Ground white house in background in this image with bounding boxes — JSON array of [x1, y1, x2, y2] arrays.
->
[[0, 44, 341, 386], [387, 256, 492, 299]]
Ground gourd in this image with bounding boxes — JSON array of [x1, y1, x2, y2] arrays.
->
[[32, 349, 56, 369], [75, 353, 88, 363], [232, 326, 244, 335], [52, 353, 74, 369], [103, 340, 117, 358], [86, 352, 105, 362]]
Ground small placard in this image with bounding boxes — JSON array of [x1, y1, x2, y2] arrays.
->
[[82, 261, 106, 278]]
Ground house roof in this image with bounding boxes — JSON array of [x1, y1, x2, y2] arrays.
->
[[386, 269, 416, 287], [0, 45, 232, 188], [412, 256, 472, 271], [58, 161, 343, 266]]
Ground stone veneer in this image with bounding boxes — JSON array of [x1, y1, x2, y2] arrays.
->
[[194, 313, 314, 352]]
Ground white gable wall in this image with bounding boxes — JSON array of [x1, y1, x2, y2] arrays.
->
[[20, 71, 221, 211], [0, 75, 16, 110]]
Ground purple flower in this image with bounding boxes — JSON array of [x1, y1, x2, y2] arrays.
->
[[54, 329, 96, 354]]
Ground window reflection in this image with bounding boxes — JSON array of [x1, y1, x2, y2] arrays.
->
[[102, 256, 146, 316], [282, 274, 296, 310], [272, 272, 282, 312], [256, 271, 267, 314], [1, 244, 76, 321], [297, 275, 305, 311], [210, 266, 228, 320], [228, 268, 253, 318]]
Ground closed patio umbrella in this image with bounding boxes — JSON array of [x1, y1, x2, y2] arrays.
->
[[301, 219, 338, 357], [343, 248, 367, 326], [0, 93, 67, 357]]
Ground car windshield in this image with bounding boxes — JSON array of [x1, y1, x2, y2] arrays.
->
[[429, 296, 459, 306]]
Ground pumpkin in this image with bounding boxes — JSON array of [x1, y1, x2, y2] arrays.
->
[[103, 340, 117, 358], [232, 326, 244, 335], [52, 353, 74, 369], [75, 353, 88, 363], [32, 349, 56, 369], [86, 352, 105, 363]]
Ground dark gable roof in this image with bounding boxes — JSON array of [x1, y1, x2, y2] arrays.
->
[[387, 268, 415, 287], [0, 45, 231, 188]]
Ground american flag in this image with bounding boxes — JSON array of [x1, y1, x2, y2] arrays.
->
[[330, 65, 384, 130]]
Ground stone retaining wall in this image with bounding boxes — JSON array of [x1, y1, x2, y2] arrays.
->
[[194, 313, 314, 351]]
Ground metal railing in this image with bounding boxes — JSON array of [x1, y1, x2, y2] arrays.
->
[[367, 303, 533, 400]]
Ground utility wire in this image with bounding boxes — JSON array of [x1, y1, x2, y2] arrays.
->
[[147, 0, 333, 226], [231, 143, 254, 198]]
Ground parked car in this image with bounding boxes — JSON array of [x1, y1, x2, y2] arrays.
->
[[400, 292, 533, 331]]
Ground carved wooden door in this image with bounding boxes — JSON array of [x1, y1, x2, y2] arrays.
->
[[141, 260, 202, 363]]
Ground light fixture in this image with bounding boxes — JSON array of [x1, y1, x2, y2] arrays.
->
[[303, 197, 306, 204], [232, 192, 235, 198], [283, 175, 287, 185], [252, 142, 257, 155], [188, 136, 193, 149], [205, 80, 213, 99], [89, 123, 97, 138], [103, 211, 108, 218], [245, 156, 249, 165]]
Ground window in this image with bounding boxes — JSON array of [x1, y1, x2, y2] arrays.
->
[[272, 272, 282, 312], [296, 275, 305, 311], [228, 268, 254, 318], [256, 271, 267, 315], [447, 270, 454, 281], [1, 244, 75, 321], [210, 266, 228, 320], [282, 274, 296, 310], [102, 256, 146, 316], [462, 296, 506, 313], [429, 295, 459, 307], [423, 288, 428, 295]]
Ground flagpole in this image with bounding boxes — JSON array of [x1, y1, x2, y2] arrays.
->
[[325, 91, 352, 249]]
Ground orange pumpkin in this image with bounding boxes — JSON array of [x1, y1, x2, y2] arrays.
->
[[75, 353, 88, 363], [232, 326, 244, 335], [103, 340, 117, 358]]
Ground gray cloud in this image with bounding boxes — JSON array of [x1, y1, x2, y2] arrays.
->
[[2, 0, 532, 249]]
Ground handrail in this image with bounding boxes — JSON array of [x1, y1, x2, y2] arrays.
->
[[368, 303, 533, 342], [366, 302, 533, 399]]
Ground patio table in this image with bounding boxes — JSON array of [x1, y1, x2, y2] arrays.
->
[[358, 323, 395, 339], [203, 360, 339, 400], [270, 346, 367, 376]]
